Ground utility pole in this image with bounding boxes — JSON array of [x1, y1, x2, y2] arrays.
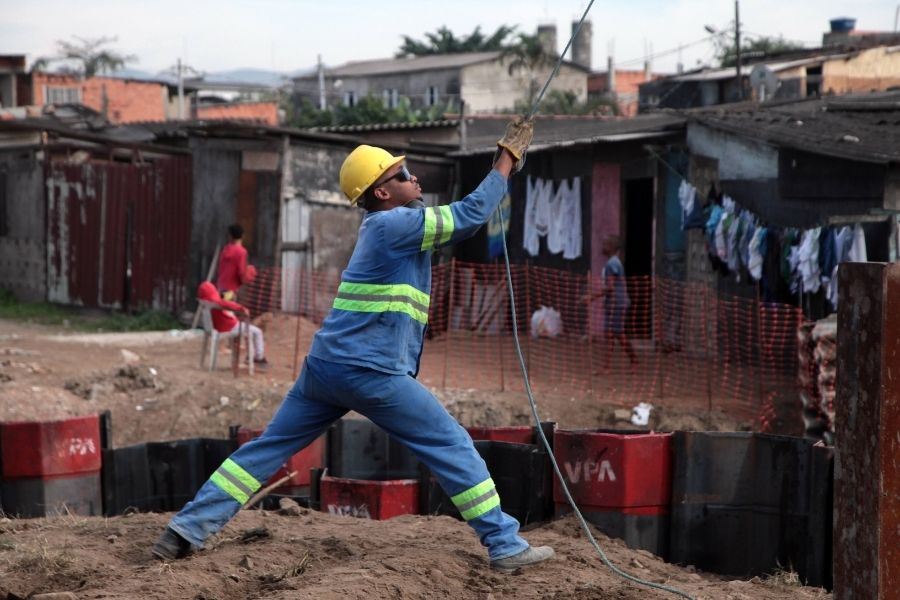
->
[[317, 54, 326, 111], [177, 58, 185, 119], [734, 0, 743, 101]]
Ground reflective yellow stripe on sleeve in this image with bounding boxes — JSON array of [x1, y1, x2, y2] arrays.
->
[[421, 205, 455, 251]]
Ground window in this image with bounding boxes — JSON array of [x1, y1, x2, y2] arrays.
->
[[343, 90, 356, 107], [44, 86, 81, 105], [426, 85, 440, 107], [382, 89, 399, 109]]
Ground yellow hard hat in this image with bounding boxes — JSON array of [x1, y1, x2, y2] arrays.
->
[[339, 145, 406, 205]]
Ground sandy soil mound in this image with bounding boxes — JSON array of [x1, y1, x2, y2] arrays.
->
[[0, 512, 829, 600]]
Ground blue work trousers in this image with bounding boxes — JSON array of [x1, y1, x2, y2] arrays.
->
[[169, 356, 528, 560]]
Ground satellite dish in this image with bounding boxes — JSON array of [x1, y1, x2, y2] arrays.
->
[[749, 65, 779, 101]]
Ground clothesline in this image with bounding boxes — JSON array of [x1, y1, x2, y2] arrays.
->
[[648, 148, 870, 311]]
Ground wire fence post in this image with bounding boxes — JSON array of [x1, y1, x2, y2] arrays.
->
[[292, 267, 303, 380], [704, 285, 713, 419], [656, 278, 665, 402], [587, 270, 595, 401], [498, 265, 506, 392], [755, 282, 765, 418], [525, 263, 532, 375], [442, 258, 456, 391]]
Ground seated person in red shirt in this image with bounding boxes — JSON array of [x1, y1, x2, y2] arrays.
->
[[198, 282, 269, 367], [217, 224, 255, 301]]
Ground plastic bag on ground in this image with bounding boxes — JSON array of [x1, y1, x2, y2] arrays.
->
[[530, 306, 562, 338]]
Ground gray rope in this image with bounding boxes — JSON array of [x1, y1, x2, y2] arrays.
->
[[500, 2, 694, 597]]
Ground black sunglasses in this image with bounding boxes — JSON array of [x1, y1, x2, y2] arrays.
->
[[377, 165, 412, 186]]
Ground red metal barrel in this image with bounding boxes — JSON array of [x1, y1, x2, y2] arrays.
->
[[553, 429, 673, 558], [319, 475, 419, 520], [1, 415, 101, 479], [0, 416, 103, 516]]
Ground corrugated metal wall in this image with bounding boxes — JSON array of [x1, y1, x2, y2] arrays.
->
[[46, 156, 192, 312]]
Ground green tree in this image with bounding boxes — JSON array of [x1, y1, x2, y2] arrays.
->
[[500, 33, 559, 108], [290, 94, 455, 129], [396, 25, 517, 57], [716, 35, 805, 68], [34, 36, 136, 76], [289, 97, 334, 128], [514, 89, 620, 116]]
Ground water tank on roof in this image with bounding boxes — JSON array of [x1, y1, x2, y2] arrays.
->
[[829, 17, 856, 33]]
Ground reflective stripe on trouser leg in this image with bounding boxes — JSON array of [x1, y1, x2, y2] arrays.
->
[[209, 458, 261, 505], [168, 360, 347, 547], [311, 357, 529, 561], [452, 478, 500, 521]]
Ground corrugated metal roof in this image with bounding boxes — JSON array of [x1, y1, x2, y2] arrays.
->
[[671, 55, 849, 82], [451, 113, 686, 155], [312, 119, 459, 133], [688, 92, 900, 164], [295, 52, 503, 78]]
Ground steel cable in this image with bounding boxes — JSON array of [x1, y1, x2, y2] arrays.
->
[[500, 1, 694, 596]]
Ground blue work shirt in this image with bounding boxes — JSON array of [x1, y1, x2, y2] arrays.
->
[[309, 169, 509, 376]]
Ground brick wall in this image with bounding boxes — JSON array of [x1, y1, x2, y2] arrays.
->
[[195, 101, 279, 125], [30, 73, 167, 122]]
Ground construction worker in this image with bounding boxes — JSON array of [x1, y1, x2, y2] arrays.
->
[[152, 117, 554, 573]]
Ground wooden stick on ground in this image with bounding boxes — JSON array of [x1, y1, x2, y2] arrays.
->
[[243, 470, 298, 510]]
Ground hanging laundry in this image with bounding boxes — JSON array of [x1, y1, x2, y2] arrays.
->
[[826, 226, 853, 310], [523, 177, 552, 257], [522, 176, 582, 259], [818, 227, 836, 284], [563, 177, 583, 259], [797, 227, 822, 294], [678, 180, 695, 229], [726, 214, 742, 273], [705, 204, 723, 251], [747, 226, 766, 281], [780, 229, 800, 288], [848, 224, 867, 262], [739, 216, 755, 271], [715, 212, 731, 261], [833, 226, 853, 264], [523, 177, 540, 256]]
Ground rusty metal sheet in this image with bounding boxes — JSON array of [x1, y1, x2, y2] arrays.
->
[[834, 262, 900, 600], [46, 156, 192, 312]]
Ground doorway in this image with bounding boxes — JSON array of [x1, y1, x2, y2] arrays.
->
[[624, 178, 654, 339]]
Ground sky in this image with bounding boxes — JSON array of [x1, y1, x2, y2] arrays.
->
[[1, 0, 897, 77]]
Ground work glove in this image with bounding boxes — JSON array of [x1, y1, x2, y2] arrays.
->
[[495, 117, 534, 173]]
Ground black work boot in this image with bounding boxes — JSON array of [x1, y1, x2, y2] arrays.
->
[[151, 526, 194, 561], [490, 545, 555, 572]]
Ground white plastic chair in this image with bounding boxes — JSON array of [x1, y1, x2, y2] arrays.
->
[[198, 299, 254, 377]]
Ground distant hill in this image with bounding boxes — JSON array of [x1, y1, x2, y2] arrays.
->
[[108, 66, 316, 88]]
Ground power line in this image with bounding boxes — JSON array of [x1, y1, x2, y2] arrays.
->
[[614, 33, 725, 68]]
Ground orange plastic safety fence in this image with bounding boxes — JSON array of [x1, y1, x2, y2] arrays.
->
[[238, 261, 804, 429]]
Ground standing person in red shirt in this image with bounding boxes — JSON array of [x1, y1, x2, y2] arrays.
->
[[217, 224, 255, 301]]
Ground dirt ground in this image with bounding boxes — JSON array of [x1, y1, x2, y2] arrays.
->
[[0, 317, 830, 599], [0, 315, 745, 446]]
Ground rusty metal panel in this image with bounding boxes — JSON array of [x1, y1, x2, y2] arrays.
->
[[834, 262, 900, 600], [46, 157, 192, 312], [46, 162, 104, 307]]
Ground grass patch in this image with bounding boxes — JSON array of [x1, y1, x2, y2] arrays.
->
[[0, 288, 183, 332]]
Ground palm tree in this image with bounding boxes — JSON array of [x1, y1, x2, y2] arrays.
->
[[396, 25, 517, 57], [500, 33, 558, 108], [39, 36, 136, 77]]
